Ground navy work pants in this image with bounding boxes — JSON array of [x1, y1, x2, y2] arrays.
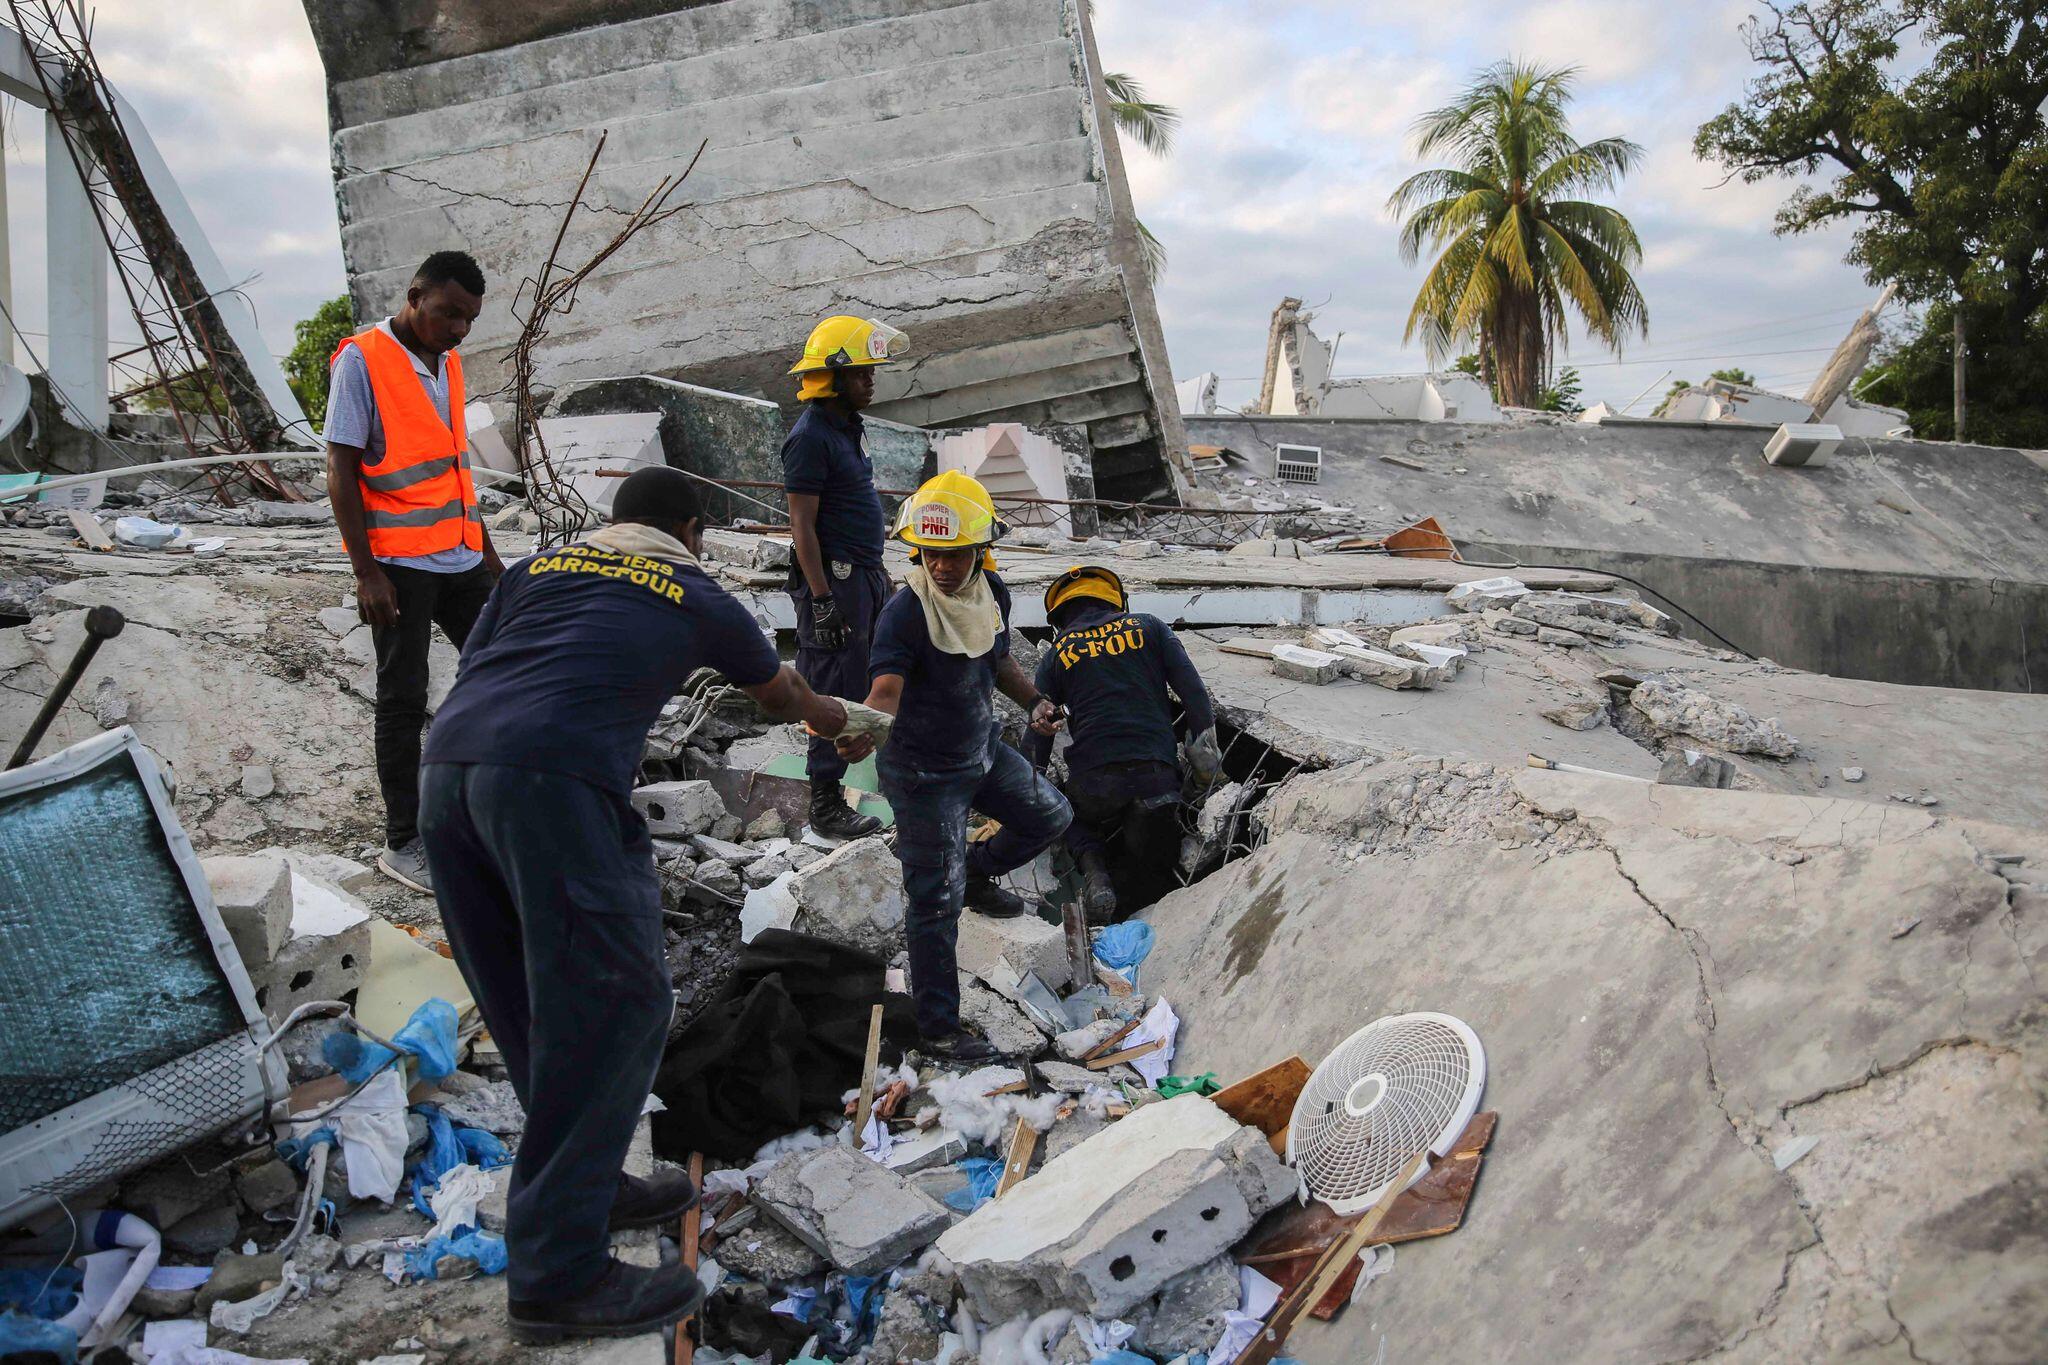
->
[[1063, 758, 1184, 916], [418, 762, 671, 1302], [879, 732, 1072, 1038], [372, 562, 494, 848], [790, 564, 891, 787]]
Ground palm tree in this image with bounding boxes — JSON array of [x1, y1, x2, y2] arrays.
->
[[1105, 72, 1178, 283], [1388, 62, 1648, 409]]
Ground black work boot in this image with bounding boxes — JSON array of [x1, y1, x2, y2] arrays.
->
[[1079, 851, 1118, 925], [508, 1257, 705, 1343], [963, 875, 1027, 919], [919, 1027, 1001, 1063], [607, 1167, 698, 1233], [808, 781, 882, 842]]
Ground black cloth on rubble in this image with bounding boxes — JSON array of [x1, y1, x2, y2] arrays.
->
[[651, 929, 919, 1161]]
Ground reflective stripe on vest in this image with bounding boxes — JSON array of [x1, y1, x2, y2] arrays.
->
[[331, 326, 481, 559]]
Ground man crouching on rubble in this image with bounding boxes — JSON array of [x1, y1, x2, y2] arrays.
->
[[418, 467, 855, 1342], [834, 471, 1072, 1063]]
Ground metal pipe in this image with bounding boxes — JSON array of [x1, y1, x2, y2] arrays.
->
[[7, 603, 122, 769]]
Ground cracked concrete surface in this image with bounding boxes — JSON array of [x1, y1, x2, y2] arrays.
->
[[1144, 757, 2045, 1362]]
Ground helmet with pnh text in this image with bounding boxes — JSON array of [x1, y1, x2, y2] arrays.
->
[[788, 315, 908, 374], [891, 470, 1004, 557], [1043, 564, 1128, 621]]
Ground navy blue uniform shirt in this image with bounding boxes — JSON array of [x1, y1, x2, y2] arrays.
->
[[780, 403, 884, 568], [1026, 601, 1214, 774], [426, 542, 779, 795], [869, 573, 1013, 775]]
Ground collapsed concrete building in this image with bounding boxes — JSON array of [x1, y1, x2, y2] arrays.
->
[[304, 0, 1189, 500]]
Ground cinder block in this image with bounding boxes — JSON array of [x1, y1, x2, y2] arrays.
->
[[630, 780, 727, 837], [252, 901, 370, 1027], [201, 853, 294, 968], [937, 1095, 1294, 1321], [956, 911, 1071, 992]]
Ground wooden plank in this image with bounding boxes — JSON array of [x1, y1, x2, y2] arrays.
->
[[66, 508, 112, 550], [1061, 898, 1093, 994], [1081, 1016, 1142, 1062], [1216, 639, 1280, 660], [995, 1119, 1039, 1198], [1236, 1152, 1427, 1365], [1086, 1037, 1165, 1070], [674, 1151, 706, 1365], [1212, 1056, 1311, 1157], [1095, 964, 1135, 998], [851, 1004, 885, 1142]]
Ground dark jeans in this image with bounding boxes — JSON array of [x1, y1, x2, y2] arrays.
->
[[1064, 759, 1184, 916], [419, 762, 670, 1302], [372, 562, 494, 848], [879, 732, 1071, 1037], [790, 564, 890, 787]]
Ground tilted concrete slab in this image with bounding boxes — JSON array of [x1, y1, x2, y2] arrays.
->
[[1190, 414, 2048, 692], [308, 0, 1188, 499], [1143, 757, 2047, 1363]]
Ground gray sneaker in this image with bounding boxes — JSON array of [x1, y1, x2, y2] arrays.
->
[[377, 839, 433, 894]]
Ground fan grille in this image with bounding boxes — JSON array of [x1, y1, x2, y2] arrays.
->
[[1289, 1013, 1483, 1213]]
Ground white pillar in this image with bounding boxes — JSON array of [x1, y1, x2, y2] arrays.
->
[[0, 129, 13, 368], [45, 110, 106, 428]]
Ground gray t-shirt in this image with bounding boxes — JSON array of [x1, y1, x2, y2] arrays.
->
[[325, 319, 482, 574]]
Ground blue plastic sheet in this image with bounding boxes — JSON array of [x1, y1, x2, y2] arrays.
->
[[941, 1157, 1005, 1214], [402, 1227, 507, 1280], [1091, 922, 1153, 986], [1091, 1353, 1152, 1365], [325, 998, 460, 1084], [408, 1104, 512, 1218], [0, 1266, 80, 1320], [0, 1309, 77, 1361]]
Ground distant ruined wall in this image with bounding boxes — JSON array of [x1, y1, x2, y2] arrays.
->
[[1190, 414, 2048, 694], [305, 0, 1187, 500]]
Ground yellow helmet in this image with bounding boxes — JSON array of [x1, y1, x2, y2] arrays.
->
[[1044, 565, 1128, 619], [788, 315, 908, 374], [892, 470, 1003, 550]]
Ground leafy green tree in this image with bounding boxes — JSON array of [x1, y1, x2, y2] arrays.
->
[[1695, 1, 2048, 442], [1389, 62, 1649, 408], [284, 296, 356, 429], [1449, 352, 1484, 377], [1858, 301, 2048, 445], [1537, 366, 1583, 413], [1708, 367, 1756, 385], [1105, 73, 1179, 283]]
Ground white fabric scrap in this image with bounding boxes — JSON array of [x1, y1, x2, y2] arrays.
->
[[859, 1111, 894, 1164], [1085, 1317, 1137, 1353], [209, 1263, 307, 1335], [1128, 996, 1180, 1087], [1350, 1242, 1396, 1305], [426, 1162, 495, 1240], [1204, 1264, 1282, 1365], [300, 1068, 408, 1203]]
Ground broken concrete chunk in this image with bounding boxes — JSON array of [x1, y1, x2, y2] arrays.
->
[[956, 911, 1072, 993], [1630, 678, 1798, 758], [1659, 749, 1737, 788], [1129, 1253, 1242, 1359], [960, 978, 1049, 1056], [1055, 1018, 1125, 1061], [1395, 640, 1466, 675], [316, 606, 358, 637], [233, 1158, 300, 1214], [1329, 644, 1426, 690], [752, 1145, 950, 1276], [1115, 539, 1162, 558], [1034, 1060, 1112, 1094], [1271, 644, 1343, 684], [630, 780, 726, 837], [790, 835, 906, 958], [937, 1095, 1294, 1321], [691, 858, 743, 902], [1536, 626, 1585, 648], [251, 876, 371, 1025], [1389, 620, 1470, 650], [713, 1206, 828, 1283], [688, 832, 763, 865], [203, 852, 294, 968], [700, 526, 792, 571], [1841, 766, 1866, 783], [164, 1204, 241, 1259], [1227, 538, 1278, 557], [1446, 575, 1527, 611], [1542, 700, 1608, 732], [883, 1127, 970, 1175], [1483, 609, 1539, 636]]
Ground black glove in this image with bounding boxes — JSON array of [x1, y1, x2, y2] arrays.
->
[[810, 593, 850, 650]]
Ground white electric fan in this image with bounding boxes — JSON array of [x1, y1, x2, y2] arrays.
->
[[1286, 1012, 1487, 1214]]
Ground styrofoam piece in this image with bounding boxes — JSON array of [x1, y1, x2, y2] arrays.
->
[[1763, 422, 1841, 468]]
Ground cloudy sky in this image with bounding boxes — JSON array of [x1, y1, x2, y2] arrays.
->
[[1, 0, 1881, 416]]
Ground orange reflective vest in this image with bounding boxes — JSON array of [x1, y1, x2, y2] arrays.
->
[[331, 327, 482, 559]]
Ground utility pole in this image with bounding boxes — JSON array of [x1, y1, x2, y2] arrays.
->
[[1952, 304, 1967, 444]]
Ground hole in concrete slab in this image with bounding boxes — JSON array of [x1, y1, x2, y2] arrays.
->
[[340, 954, 356, 971], [289, 970, 314, 990], [1200, 1206, 1220, 1221], [1151, 1229, 1168, 1243], [647, 801, 668, 822], [1110, 1255, 1136, 1281]]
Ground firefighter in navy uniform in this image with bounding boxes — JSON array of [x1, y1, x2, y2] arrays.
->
[[1024, 565, 1220, 922]]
